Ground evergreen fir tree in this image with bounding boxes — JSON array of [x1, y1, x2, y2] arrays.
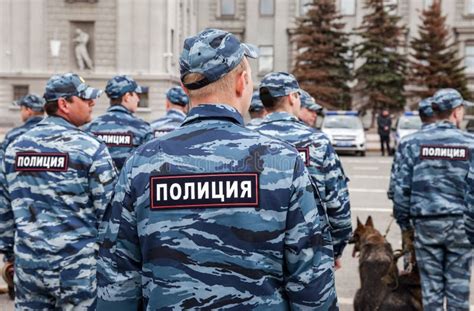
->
[[292, 0, 352, 110], [354, 0, 407, 113], [410, 0, 471, 100]]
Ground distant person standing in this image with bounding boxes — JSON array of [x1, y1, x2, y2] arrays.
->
[[377, 109, 391, 156], [150, 86, 189, 138]]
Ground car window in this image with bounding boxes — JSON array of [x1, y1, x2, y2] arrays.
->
[[323, 116, 363, 129], [398, 116, 422, 130]]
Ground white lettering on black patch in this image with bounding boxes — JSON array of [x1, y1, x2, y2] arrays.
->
[[297, 147, 310, 166], [150, 173, 259, 210], [154, 129, 172, 138], [93, 132, 133, 147], [420, 145, 469, 161], [15, 152, 68, 172]]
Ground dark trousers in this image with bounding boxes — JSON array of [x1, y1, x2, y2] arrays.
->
[[380, 135, 390, 155]]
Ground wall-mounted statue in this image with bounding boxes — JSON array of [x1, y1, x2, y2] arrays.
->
[[73, 28, 93, 70]]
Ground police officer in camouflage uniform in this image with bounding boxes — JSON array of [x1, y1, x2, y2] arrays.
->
[[387, 97, 437, 202], [0, 94, 45, 299], [246, 90, 266, 126], [85, 75, 153, 171], [97, 28, 337, 310], [151, 86, 189, 138], [298, 89, 322, 127], [2, 94, 45, 152], [250, 72, 352, 273], [0, 73, 117, 310], [394, 88, 474, 310]]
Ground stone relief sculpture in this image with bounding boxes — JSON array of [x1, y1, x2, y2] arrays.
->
[[73, 28, 93, 70]]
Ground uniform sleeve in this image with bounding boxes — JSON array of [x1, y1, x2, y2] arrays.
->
[[318, 143, 352, 259], [96, 156, 142, 310], [284, 157, 338, 311], [89, 144, 118, 226], [0, 149, 14, 259], [464, 151, 474, 245], [142, 123, 154, 144], [393, 142, 414, 231], [387, 141, 403, 200]]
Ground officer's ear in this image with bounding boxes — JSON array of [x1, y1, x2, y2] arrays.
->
[[57, 97, 71, 114]]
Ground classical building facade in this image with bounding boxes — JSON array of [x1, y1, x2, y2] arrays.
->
[[0, 0, 197, 126], [1, 0, 474, 126]]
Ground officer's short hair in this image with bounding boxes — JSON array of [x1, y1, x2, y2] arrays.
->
[[110, 95, 125, 106], [259, 87, 285, 110], [432, 101, 454, 120], [183, 59, 246, 99]]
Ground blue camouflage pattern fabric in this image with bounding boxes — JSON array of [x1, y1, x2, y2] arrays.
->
[[1, 116, 43, 153], [166, 86, 189, 106], [431, 88, 474, 111], [259, 72, 300, 97], [85, 105, 153, 171], [249, 90, 264, 112], [393, 120, 474, 310], [14, 94, 45, 112], [250, 112, 352, 259], [150, 109, 186, 138], [180, 28, 258, 90], [43, 73, 102, 101], [0, 116, 117, 309], [418, 97, 434, 117], [104, 75, 143, 99], [300, 90, 322, 112], [97, 104, 338, 310]]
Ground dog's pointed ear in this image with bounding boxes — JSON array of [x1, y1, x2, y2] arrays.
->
[[357, 217, 363, 229], [365, 216, 374, 228]]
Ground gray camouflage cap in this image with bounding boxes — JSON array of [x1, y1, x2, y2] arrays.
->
[[166, 86, 189, 106], [105, 75, 143, 99], [249, 90, 264, 112], [300, 90, 322, 112], [259, 72, 300, 97], [14, 94, 45, 112], [418, 97, 434, 117], [432, 88, 474, 112], [44, 73, 102, 101], [180, 28, 258, 90]]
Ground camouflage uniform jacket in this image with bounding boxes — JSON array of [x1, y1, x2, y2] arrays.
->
[[246, 117, 263, 127], [250, 112, 352, 258], [150, 109, 186, 138], [85, 105, 153, 171], [394, 121, 474, 231], [1, 116, 43, 152], [387, 123, 436, 200], [0, 116, 117, 268], [97, 104, 338, 310]]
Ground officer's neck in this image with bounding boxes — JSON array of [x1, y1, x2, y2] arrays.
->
[[190, 95, 245, 116]]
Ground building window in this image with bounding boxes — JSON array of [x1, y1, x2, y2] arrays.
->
[[138, 86, 149, 108], [383, 0, 397, 14], [220, 0, 236, 16], [13, 85, 29, 102], [465, 45, 474, 72], [260, 0, 274, 16], [467, 0, 474, 14], [258, 46, 274, 75], [300, 0, 312, 16], [340, 0, 356, 16]]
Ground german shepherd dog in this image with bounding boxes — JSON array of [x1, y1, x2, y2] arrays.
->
[[350, 216, 422, 311]]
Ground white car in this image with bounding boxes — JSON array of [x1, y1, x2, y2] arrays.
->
[[392, 112, 422, 149], [321, 111, 366, 156]]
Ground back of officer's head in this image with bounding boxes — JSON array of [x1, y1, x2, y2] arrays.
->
[[418, 97, 436, 124], [179, 28, 258, 107], [432, 88, 473, 123], [259, 72, 301, 113], [105, 75, 143, 105], [166, 86, 189, 111]]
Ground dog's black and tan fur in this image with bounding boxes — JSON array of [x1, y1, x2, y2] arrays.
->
[[350, 216, 422, 311]]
